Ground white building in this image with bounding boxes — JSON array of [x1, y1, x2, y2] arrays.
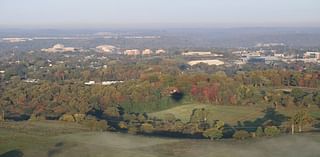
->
[[234, 60, 246, 65], [241, 51, 261, 57], [232, 51, 245, 54], [23, 79, 39, 83], [274, 53, 285, 58], [304, 52, 320, 60], [41, 44, 77, 53], [212, 53, 224, 57], [142, 49, 153, 55], [96, 45, 116, 53], [84, 81, 95, 85], [124, 49, 141, 56], [155, 49, 166, 54], [102, 81, 124, 85], [182, 51, 212, 56], [302, 58, 319, 63], [188, 60, 225, 66]]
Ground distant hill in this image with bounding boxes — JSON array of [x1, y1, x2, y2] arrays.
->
[[1, 27, 320, 54]]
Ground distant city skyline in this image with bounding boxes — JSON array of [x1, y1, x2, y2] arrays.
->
[[0, 0, 320, 29]]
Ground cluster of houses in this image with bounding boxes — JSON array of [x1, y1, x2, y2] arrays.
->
[[95, 45, 167, 56], [95, 44, 168, 56], [232, 50, 320, 64], [41, 44, 167, 56]]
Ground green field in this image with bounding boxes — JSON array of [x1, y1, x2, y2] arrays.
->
[[1, 121, 320, 157], [149, 104, 320, 125], [149, 104, 266, 124]]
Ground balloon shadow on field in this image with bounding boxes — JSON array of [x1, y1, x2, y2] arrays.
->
[[0, 149, 24, 157]]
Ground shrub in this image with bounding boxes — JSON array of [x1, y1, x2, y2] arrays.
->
[[85, 115, 97, 121], [255, 127, 264, 137], [59, 114, 75, 122], [118, 121, 128, 129], [73, 113, 86, 122], [122, 113, 136, 122], [103, 107, 120, 118], [137, 114, 146, 122], [233, 130, 251, 140], [163, 113, 176, 122], [82, 119, 109, 131], [128, 126, 139, 134], [140, 123, 154, 133], [29, 114, 46, 121], [182, 123, 200, 135], [203, 128, 223, 140], [172, 120, 185, 132], [95, 120, 109, 131], [264, 126, 280, 136]]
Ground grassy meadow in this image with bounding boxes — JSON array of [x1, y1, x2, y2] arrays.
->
[[149, 104, 265, 124], [149, 103, 320, 125]]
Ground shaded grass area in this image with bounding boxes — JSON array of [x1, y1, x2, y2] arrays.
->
[[0, 129, 55, 157], [0, 121, 320, 157], [0, 121, 179, 157], [0, 121, 90, 157], [1, 121, 320, 157]]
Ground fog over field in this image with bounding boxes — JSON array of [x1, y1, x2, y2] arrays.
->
[[50, 133, 320, 157], [6, 132, 320, 157], [0, 121, 319, 157]]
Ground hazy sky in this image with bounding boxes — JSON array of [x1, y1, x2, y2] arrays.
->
[[0, 0, 320, 28]]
